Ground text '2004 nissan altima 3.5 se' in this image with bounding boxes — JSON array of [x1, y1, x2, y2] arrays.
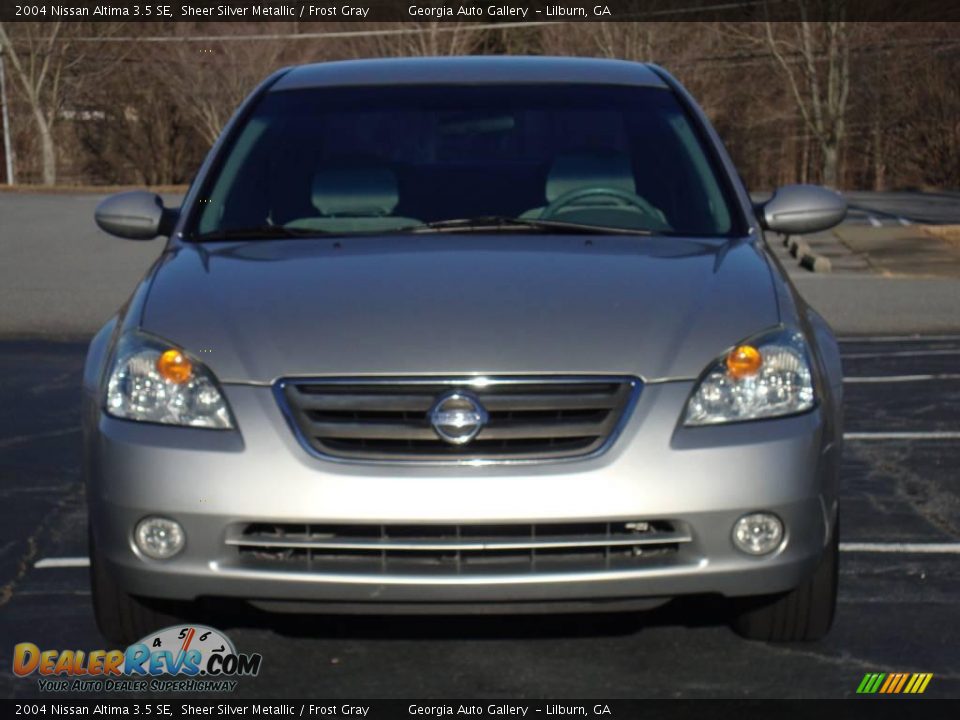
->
[[84, 57, 846, 645]]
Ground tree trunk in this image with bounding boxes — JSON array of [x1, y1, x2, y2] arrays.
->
[[821, 141, 839, 188], [800, 131, 809, 185], [872, 121, 886, 191], [33, 107, 56, 185]]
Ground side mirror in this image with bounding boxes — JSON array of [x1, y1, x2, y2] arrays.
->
[[94, 191, 178, 240], [757, 184, 846, 235]]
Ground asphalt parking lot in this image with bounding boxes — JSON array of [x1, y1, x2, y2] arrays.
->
[[0, 336, 958, 699], [4, 189, 960, 338]]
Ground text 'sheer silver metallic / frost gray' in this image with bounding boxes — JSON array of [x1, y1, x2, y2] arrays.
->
[[84, 57, 846, 645]]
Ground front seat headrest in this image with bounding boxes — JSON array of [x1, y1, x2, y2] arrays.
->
[[545, 151, 636, 203], [312, 162, 400, 217]]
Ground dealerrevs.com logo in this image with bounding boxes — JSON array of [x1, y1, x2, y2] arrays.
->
[[13, 625, 262, 693]]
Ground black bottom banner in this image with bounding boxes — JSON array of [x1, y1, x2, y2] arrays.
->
[[3, 699, 958, 719]]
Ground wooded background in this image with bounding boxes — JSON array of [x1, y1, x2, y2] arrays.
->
[[0, 18, 957, 191]]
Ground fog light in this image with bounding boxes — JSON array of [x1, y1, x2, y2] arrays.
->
[[134, 517, 185, 560], [732, 512, 784, 555]]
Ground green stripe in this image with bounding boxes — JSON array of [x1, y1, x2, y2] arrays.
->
[[856, 674, 874, 693], [869, 673, 887, 693]]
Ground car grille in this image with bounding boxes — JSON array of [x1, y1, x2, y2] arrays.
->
[[228, 521, 691, 576], [275, 377, 639, 463]]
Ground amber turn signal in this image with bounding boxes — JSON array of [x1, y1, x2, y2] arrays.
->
[[726, 345, 762, 378], [156, 349, 193, 384]]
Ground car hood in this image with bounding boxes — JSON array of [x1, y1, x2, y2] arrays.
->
[[140, 235, 779, 384]]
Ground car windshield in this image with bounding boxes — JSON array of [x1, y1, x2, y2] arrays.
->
[[192, 83, 740, 239]]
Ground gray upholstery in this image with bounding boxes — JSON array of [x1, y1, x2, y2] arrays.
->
[[545, 151, 636, 203], [312, 163, 400, 217], [285, 216, 421, 233]]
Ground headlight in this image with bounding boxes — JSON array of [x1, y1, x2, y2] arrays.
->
[[683, 328, 815, 426], [104, 332, 234, 429]]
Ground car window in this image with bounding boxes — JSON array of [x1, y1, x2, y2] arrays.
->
[[194, 83, 740, 237]]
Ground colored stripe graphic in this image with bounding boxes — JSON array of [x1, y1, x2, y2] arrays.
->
[[893, 673, 909, 693], [856, 673, 886, 694], [858, 672, 933, 694], [878, 674, 895, 693]]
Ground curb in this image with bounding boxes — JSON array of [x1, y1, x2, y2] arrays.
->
[[782, 234, 832, 273], [788, 237, 811, 258], [799, 253, 832, 273]]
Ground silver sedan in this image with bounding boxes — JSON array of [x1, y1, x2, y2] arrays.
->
[[84, 57, 846, 645]]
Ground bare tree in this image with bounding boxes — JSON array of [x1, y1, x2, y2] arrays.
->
[[1, 20, 956, 192], [0, 22, 68, 184], [894, 51, 960, 189], [0, 21, 123, 184], [844, 23, 960, 191], [339, 22, 479, 58], [154, 23, 293, 147], [582, 23, 656, 59], [74, 48, 202, 186], [732, 2, 853, 186]]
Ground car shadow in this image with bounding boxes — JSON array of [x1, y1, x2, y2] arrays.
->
[[197, 595, 736, 641]]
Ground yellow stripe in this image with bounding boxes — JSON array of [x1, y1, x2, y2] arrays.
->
[[909, 673, 927, 694], [917, 673, 933, 694], [893, 674, 909, 693], [879, 674, 896, 693], [904, 674, 919, 693]]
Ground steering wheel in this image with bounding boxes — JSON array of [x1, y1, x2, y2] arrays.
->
[[540, 186, 665, 224]]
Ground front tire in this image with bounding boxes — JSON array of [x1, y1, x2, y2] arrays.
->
[[89, 525, 193, 645], [731, 518, 838, 642]]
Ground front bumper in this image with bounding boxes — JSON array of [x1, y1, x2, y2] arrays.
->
[[85, 381, 840, 607]]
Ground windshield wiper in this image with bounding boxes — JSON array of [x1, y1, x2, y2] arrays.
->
[[191, 226, 338, 242], [192, 218, 660, 241], [402, 216, 655, 235]]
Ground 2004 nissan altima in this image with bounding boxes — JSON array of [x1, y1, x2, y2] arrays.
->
[[85, 57, 846, 644]]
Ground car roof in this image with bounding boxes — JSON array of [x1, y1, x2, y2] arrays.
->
[[270, 56, 668, 91]]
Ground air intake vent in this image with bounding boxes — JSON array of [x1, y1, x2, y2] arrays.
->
[[275, 377, 639, 463], [229, 520, 690, 576]]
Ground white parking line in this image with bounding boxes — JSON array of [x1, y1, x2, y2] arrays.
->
[[844, 431, 960, 440], [32, 542, 960, 568], [34, 557, 90, 569], [840, 542, 960, 554], [842, 349, 960, 359], [844, 374, 960, 383], [868, 215, 883, 227], [839, 334, 960, 342], [898, 217, 913, 226]]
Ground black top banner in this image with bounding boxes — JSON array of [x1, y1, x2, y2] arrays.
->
[[1, 0, 958, 23]]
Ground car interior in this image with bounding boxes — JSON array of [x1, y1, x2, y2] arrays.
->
[[282, 151, 671, 234], [195, 85, 734, 237]]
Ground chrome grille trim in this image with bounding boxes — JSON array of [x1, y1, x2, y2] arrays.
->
[[274, 376, 641, 465], [229, 521, 690, 576], [227, 532, 691, 552]]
